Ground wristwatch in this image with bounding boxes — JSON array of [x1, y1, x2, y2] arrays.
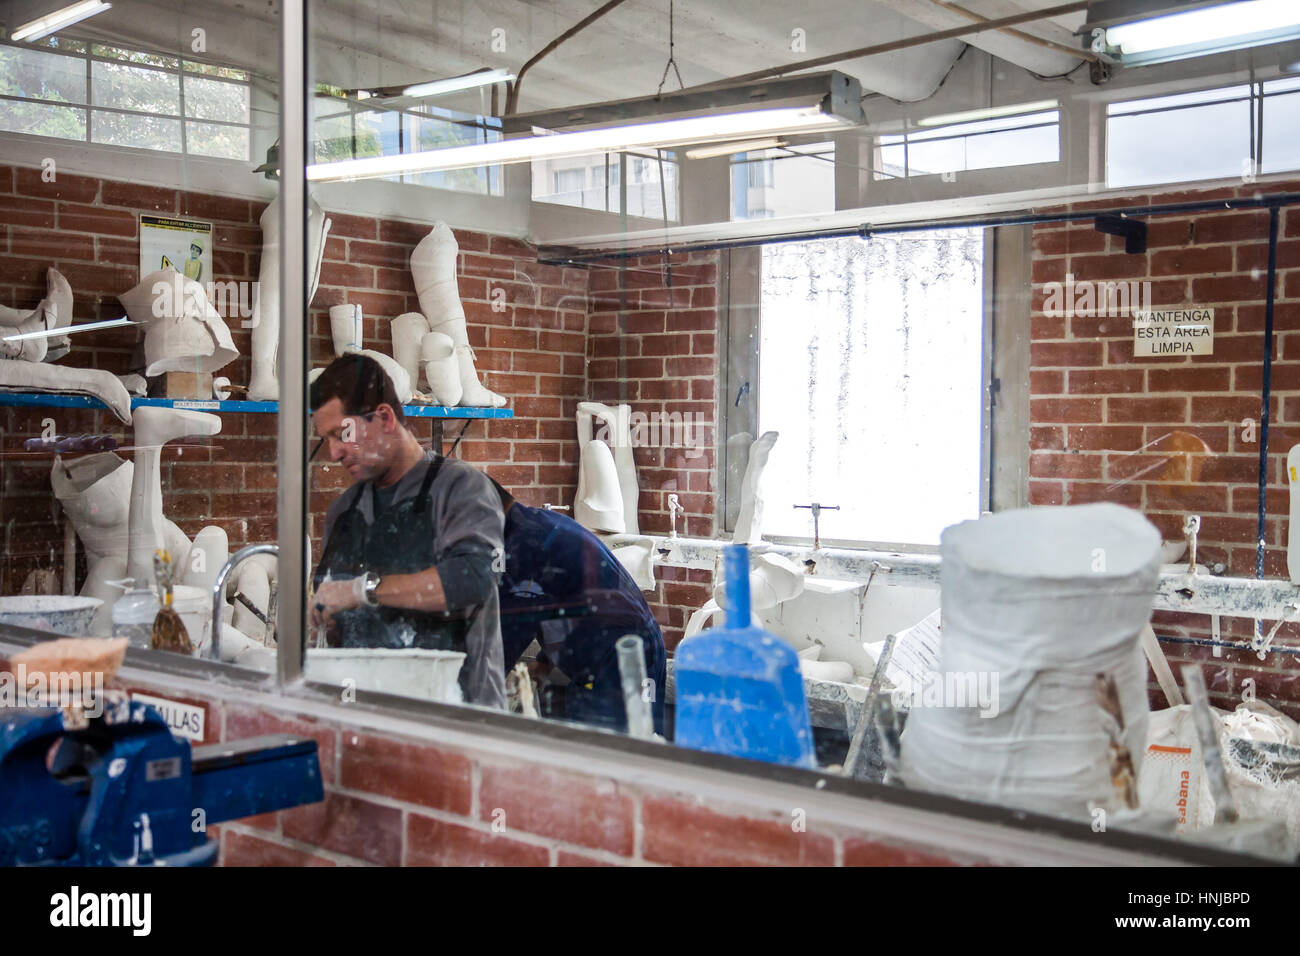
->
[[361, 571, 381, 607]]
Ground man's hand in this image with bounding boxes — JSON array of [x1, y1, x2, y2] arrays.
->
[[310, 578, 361, 629]]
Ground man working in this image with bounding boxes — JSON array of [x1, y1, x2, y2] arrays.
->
[[309, 354, 506, 709], [492, 484, 666, 735]]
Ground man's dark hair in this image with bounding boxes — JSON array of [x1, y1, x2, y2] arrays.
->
[[309, 353, 405, 425]]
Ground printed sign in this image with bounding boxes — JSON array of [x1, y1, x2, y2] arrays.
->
[[131, 692, 205, 742], [139, 215, 213, 284], [1133, 308, 1214, 357]]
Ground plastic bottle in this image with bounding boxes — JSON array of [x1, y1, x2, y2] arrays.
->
[[108, 579, 159, 649]]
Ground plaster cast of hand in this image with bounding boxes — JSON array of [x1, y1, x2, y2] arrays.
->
[[311, 578, 359, 626], [410, 222, 506, 408]]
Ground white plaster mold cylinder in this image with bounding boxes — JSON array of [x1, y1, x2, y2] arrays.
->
[[898, 502, 1162, 819], [390, 312, 426, 385], [575, 401, 639, 535], [329, 303, 364, 357]]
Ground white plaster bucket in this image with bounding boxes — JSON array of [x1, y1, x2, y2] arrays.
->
[[0, 596, 104, 636], [305, 648, 465, 704]]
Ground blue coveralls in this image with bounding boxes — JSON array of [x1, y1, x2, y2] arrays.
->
[[499, 503, 666, 735]]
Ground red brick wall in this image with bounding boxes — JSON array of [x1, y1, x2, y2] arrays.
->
[[0, 164, 722, 639], [1029, 181, 1300, 717], [118, 673, 970, 867], [586, 253, 721, 647]]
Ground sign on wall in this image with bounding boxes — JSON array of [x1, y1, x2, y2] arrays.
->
[[1133, 308, 1214, 357], [139, 215, 213, 283], [131, 692, 206, 742]]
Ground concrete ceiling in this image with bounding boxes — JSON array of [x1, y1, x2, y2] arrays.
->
[[4, 0, 1090, 107]]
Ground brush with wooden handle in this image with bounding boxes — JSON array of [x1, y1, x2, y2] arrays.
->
[[150, 549, 192, 654]]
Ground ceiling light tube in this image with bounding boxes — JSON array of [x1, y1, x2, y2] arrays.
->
[[917, 99, 1059, 128], [308, 106, 849, 182], [1085, 0, 1300, 65], [12, 0, 112, 42], [402, 67, 516, 99], [685, 138, 788, 160]]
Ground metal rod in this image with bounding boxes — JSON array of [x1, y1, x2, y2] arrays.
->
[[1181, 664, 1239, 824], [540, 192, 1300, 265], [276, 0, 308, 688], [922, 0, 1099, 62], [210, 544, 279, 662], [843, 631, 896, 778], [1257, 204, 1280, 579], [505, 0, 630, 115], [615, 634, 654, 739], [682, 0, 1092, 91]]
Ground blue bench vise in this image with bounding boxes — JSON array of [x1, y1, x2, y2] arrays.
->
[[0, 693, 324, 866]]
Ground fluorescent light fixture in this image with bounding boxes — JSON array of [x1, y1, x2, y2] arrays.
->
[[402, 68, 515, 99], [12, 0, 111, 42], [309, 70, 862, 183], [917, 99, 1058, 128], [685, 138, 787, 160], [3, 317, 131, 342], [1085, 0, 1300, 66]]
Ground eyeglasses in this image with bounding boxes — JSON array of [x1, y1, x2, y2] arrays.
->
[[314, 410, 378, 444]]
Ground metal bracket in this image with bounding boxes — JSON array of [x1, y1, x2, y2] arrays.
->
[[1095, 213, 1147, 254]]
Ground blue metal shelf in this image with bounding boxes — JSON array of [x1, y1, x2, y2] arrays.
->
[[0, 392, 513, 419]]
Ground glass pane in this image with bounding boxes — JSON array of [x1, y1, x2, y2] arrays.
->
[[758, 231, 985, 544], [183, 75, 249, 122], [1108, 100, 1251, 187], [0, 45, 87, 104], [0, 100, 86, 139], [1262, 89, 1300, 174], [533, 152, 618, 211], [908, 123, 1059, 176], [91, 60, 180, 116], [732, 144, 834, 220], [91, 109, 181, 151], [185, 121, 249, 160]]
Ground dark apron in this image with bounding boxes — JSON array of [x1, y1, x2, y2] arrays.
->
[[313, 456, 473, 652]]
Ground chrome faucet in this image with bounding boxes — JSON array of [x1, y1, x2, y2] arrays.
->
[[210, 544, 278, 661]]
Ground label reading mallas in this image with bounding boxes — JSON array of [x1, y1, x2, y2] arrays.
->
[[131, 693, 205, 742], [1133, 308, 1214, 356]]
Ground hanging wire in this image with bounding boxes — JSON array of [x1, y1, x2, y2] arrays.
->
[[656, 0, 685, 96]]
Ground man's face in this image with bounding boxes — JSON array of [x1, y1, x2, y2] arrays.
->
[[312, 397, 396, 483]]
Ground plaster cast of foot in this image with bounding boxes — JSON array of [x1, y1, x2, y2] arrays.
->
[[733, 430, 778, 545], [119, 268, 238, 376], [329, 304, 363, 357], [574, 438, 625, 533], [0, 267, 73, 362], [576, 402, 639, 534], [0, 362, 132, 423], [126, 407, 222, 587], [612, 538, 658, 591], [410, 222, 506, 408], [248, 195, 331, 401], [420, 331, 461, 406], [390, 312, 426, 385]]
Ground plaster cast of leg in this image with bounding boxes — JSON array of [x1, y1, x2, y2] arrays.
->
[[182, 525, 228, 596], [0, 362, 132, 423], [575, 402, 640, 534], [126, 407, 222, 587], [733, 430, 779, 545], [329, 304, 363, 357], [359, 349, 412, 405], [410, 222, 506, 408], [119, 373, 147, 397], [578, 402, 639, 533], [574, 438, 625, 533], [420, 331, 461, 406], [390, 312, 426, 385], [248, 196, 330, 401], [119, 268, 238, 376]]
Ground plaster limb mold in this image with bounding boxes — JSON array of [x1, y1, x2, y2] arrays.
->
[[118, 268, 238, 376]]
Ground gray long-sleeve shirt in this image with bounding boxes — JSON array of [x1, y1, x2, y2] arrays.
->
[[321, 453, 507, 709]]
